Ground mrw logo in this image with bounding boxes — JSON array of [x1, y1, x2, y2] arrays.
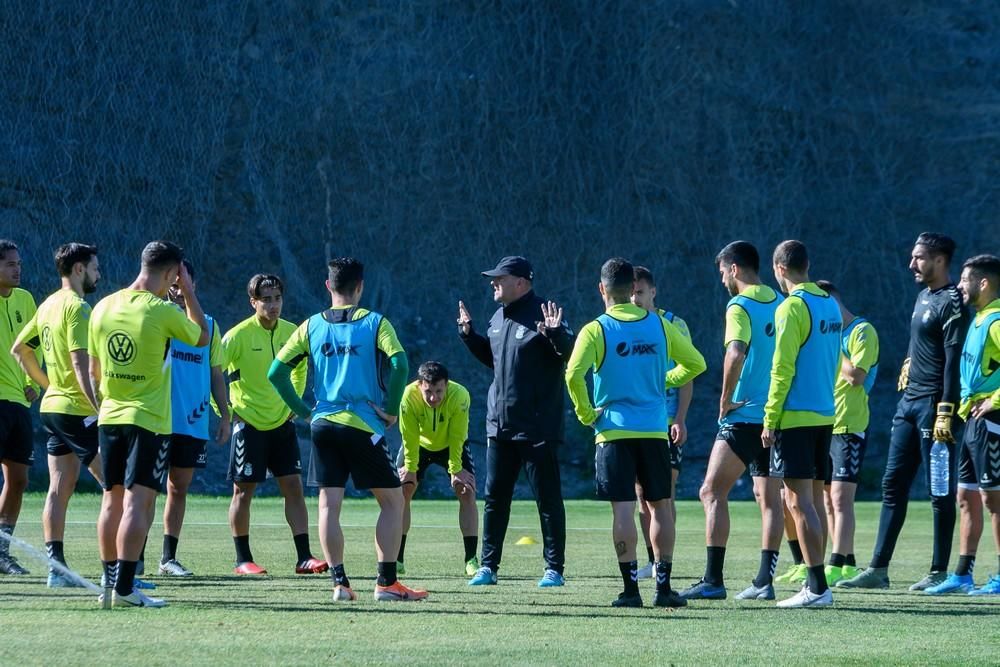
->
[[108, 331, 136, 365]]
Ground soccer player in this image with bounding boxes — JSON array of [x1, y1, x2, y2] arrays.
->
[[815, 280, 879, 586], [221, 274, 325, 576], [89, 241, 208, 607], [0, 240, 39, 575], [630, 266, 693, 579], [395, 361, 478, 576], [11, 243, 103, 586], [840, 233, 969, 591], [565, 258, 706, 608], [458, 256, 574, 587], [927, 254, 1000, 595], [679, 241, 785, 601], [158, 260, 230, 576], [269, 257, 427, 602], [762, 240, 841, 608]]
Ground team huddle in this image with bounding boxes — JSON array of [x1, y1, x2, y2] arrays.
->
[[0, 232, 998, 610]]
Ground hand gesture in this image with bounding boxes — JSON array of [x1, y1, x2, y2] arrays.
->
[[369, 401, 398, 429], [670, 420, 688, 447], [176, 261, 196, 297], [719, 398, 748, 421], [457, 300, 472, 335], [215, 418, 232, 446], [537, 301, 563, 334], [970, 398, 997, 420]]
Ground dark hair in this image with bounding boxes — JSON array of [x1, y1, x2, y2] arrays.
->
[[54, 243, 98, 277], [962, 254, 1000, 284], [915, 232, 956, 263], [247, 273, 284, 299], [327, 257, 364, 295], [815, 279, 839, 297], [140, 240, 184, 271], [0, 240, 18, 261], [773, 240, 809, 273], [600, 257, 635, 299], [416, 361, 449, 385], [715, 240, 760, 273], [181, 258, 195, 281], [634, 266, 655, 286]]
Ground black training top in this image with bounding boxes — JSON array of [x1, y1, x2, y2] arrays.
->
[[904, 283, 969, 404], [460, 290, 575, 442]]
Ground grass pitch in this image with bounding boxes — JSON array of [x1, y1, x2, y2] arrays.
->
[[2, 494, 997, 665]]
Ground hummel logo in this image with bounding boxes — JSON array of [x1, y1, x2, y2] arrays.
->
[[153, 442, 169, 480], [187, 398, 209, 425]]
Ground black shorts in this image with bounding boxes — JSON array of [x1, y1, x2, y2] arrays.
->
[[717, 422, 769, 477], [668, 440, 683, 472], [595, 438, 672, 503], [0, 400, 34, 466], [959, 413, 1000, 490], [959, 431, 977, 488], [826, 432, 868, 484], [42, 412, 99, 466], [308, 419, 400, 489], [394, 442, 475, 481], [770, 425, 833, 481], [228, 419, 302, 483], [170, 433, 208, 469], [100, 424, 170, 492]]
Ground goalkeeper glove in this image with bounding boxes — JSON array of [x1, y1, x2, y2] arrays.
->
[[933, 402, 956, 443], [897, 357, 911, 392]]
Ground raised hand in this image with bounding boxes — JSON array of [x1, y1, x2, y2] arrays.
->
[[537, 301, 563, 334], [457, 300, 472, 335]]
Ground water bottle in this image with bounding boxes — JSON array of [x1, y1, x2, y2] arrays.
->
[[929, 440, 950, 497]]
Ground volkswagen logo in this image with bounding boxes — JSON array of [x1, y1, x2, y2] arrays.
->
[[108, 330, 136, 365]]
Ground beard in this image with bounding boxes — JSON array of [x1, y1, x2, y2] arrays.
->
[[83, 277, 98, 294]]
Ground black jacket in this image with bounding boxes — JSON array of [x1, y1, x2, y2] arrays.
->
[[460, 290, 575, 442]]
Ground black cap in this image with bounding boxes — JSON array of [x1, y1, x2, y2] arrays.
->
[[482, 256, 534, 280]]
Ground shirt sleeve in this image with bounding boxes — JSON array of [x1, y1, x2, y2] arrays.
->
[[398, 384, 421, 471], [12, 313, 38, 350], [208, 321, 225, 367], [275, 322, 310, 366], [87, 308, 99, 357], [764, 297, 808, 429], [161, 302, 202, 346], [988, 320, 1000, 408], [66, 301, 91, 353], [662, 318, 706, 387], [849, 322, 879, 373], [376, 317, 406, 357], [447, 386, 471, 474], [941, 289, 969, 349], [673, 316, 692, 341], [724, 304, 751, 347], [564, 320, 602, 426]]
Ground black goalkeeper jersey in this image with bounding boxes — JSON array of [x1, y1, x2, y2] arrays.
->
[[904, 283, 969, 403]]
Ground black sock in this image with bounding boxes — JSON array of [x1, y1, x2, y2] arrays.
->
[[102, 560, 117, 587], [806, 564, 828, 595], [704, 546, 726, 586], [753, 550, 780, 587], [162, 535, 179, 563], [788, 540, 804, 565], [619, 560, 639, 596], [293, 533, 312, 563], [46, 540, 66, 566], [828, 553, 846, 568], [330, 563, 350, 588], [655, 560, 672, 594], [377, 561, 398, 586], [955, 555, 975, 577], [0, 524, 13, 556], [234, 535, 253, 564], [463, 535, 477, 562], [646, 544, 656, 564], [397, 533, 407, 562], [846, 553, 856, 567], [806, 565, 829, 595], [115, 560, 137, 596]]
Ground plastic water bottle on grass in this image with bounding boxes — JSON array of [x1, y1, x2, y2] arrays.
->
[[929, 440, 950, 497]]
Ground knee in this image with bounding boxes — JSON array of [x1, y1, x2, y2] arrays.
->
[[699, 482, 720, 507], [982, 493, 1000, 516], [167, 479, 190, 498], [957, 488, 980, 513]]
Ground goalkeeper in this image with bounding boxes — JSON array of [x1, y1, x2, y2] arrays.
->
[[395, 361, 479, 576], [841, 233, 970, 591]]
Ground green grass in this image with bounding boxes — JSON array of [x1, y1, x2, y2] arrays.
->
[[3, 493, 998, 665]]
